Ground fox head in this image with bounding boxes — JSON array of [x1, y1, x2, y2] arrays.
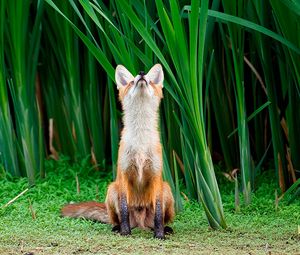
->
[[115, 64, 164, 111]]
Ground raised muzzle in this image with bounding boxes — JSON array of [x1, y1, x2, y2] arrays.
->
[[137, 71, 147, 85]]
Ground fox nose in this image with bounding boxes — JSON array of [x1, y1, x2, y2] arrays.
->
[[139, 71, 145, 77]]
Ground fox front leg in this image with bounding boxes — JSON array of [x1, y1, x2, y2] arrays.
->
[[154, 199, 165, 239], [120, 195, 131, 235]]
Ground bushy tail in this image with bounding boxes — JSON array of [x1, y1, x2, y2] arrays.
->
[[61, 202, 110, 224]]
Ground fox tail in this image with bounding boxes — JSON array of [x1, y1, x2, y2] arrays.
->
[[61, 202, 110, 224]]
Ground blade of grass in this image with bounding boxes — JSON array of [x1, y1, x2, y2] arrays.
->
[[181, 6, 300, 55], [0, 0, 20, 177], [5, 0, 44, 184]]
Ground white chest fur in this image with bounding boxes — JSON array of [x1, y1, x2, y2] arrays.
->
[[119, 94, 162, 181]]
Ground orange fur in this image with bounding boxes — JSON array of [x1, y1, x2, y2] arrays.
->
[[61, 202, 109, 223]]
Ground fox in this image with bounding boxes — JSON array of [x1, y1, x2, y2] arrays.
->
[[61, 64, 175, 239]]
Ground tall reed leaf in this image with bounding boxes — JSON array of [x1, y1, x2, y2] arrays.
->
[[221, 0, 253, 204], [5, 0, 44, 184], [0, 0, 20, 177], [270, 0, 300, 182], [249, 0, 290, 190]]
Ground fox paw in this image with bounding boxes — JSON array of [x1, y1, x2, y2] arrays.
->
[[111, 225, 120, 233], [164, 226, 174, 235], [154, 230, 165, 240], [120, 229, 131, 236], [112, 225, 131, 235], [120, 225, 131, 236]]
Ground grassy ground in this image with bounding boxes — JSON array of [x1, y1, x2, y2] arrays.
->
[[0, 158, 299, 255]]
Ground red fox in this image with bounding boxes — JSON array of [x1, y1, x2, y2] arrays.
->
[[62, 64, 175, 239]]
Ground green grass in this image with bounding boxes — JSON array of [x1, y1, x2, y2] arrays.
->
[[0, 159, 299, 255]]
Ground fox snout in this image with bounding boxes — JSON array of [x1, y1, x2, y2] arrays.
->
[[137, 71, 147, 86]]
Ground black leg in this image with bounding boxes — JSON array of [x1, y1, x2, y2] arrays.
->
[[120, 195, 131, 235], [154, 199, 165, 239]]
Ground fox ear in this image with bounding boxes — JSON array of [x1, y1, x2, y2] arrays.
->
[[147, 64, 164, 87], [115, 65, 134, 89]]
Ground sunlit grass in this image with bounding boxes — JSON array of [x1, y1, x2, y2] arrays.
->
[[0, 159, 299, 254]]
